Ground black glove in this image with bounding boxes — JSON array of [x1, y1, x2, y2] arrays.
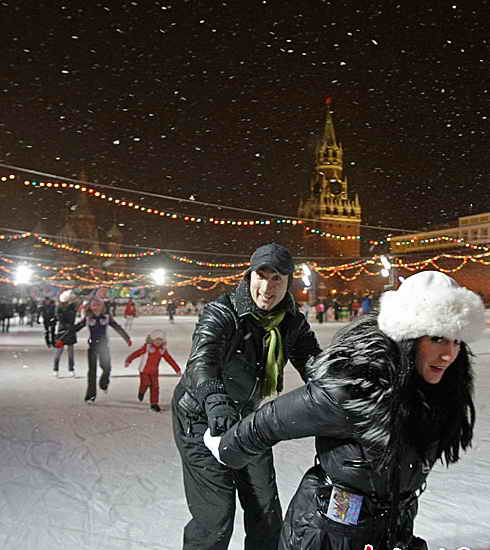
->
[[204, 393, 239, 436]]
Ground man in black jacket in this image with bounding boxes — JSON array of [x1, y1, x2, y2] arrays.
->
[[172, 243, 322, 550], [39, 296, 57, 348]]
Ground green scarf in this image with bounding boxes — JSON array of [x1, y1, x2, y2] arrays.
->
[[250, 311, 286, 398]]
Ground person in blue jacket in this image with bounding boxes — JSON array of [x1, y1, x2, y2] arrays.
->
[[73, 297, 131, 403]]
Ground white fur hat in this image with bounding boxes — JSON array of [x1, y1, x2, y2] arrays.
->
[[59, 290, 75, 303], [378, 271, 485, 343], [150, 329, 166, 340]]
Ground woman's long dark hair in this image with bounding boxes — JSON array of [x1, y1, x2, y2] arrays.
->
[[313, 315, 476, 470], [398, 338, 475, 465]]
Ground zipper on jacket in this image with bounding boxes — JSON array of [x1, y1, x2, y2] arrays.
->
[[248, 377, 260, 401], [343, 458, 368, 468]]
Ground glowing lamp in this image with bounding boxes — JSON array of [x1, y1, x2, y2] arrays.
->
[[151, 268, 166, 286], [14, 264, 33, 285]]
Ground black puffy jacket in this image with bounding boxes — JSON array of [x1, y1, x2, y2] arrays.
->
[[56, 303, 78, 345], [218, 316, 450, 549], [175, 279, 322, 417]]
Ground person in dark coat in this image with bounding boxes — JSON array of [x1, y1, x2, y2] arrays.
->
[[204, 271, 485, 550], [360, 294, 372, 315], [39, 296, 57, 347], [0, 299, 14, 333], [16, 301, 27, 326], [172, 243, 322, 550], [166, 300, 177, 323], [72, 297, 131, 403], [27, 298, 37, 327], [53, 290, 79, 377]]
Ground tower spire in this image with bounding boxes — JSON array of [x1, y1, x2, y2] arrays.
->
[[323, 97, 337, 147], [298, 99, 361, 259]]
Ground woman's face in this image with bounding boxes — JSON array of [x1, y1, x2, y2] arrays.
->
[[90, 300, 105, 316], [415, 336, 461, 384], [153, 337, 165, 347]]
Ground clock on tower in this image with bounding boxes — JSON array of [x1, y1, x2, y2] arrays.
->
[[329, 179, 342, 195]]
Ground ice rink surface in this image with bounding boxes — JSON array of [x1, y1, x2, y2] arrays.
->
[[0, 315, 489, 550]]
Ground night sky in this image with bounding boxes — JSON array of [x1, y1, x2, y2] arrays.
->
[[1, 1, 489, 259]]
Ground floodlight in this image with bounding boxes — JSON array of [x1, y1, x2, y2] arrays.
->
[[301, 263, 312, 288], [151, 268, 166, 285], [380, 255, 392, 270], [14, 264, 33, 285]]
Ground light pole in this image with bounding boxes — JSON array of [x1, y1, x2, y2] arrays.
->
[[380, 255, 399, 290], [301, 263, 316, 304], [13, 264, 34, 311], [150, 269, 167, 305]]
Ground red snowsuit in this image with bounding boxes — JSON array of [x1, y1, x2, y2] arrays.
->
[[125, 343, 181, 404], [124, 301, 137, 317]]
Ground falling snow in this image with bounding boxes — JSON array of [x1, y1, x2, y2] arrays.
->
[[0, 2, 488, 253]]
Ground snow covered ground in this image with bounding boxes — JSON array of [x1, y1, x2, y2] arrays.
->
[[0, 315, 489, 550]]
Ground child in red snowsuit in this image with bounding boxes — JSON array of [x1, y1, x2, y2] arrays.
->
[[125, 329, 181, 412], [123, 298, 137, 331]]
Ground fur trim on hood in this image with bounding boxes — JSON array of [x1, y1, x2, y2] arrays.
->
[[312, 316, 403, 468], [378, 271, 485, 343]]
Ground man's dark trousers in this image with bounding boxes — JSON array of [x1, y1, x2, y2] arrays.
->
[[172, 393, 282, 550]]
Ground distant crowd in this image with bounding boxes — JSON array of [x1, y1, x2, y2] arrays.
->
[[0, 296, 210, 334], [0, 292, 376, 335], [299, 293, 376, 324]]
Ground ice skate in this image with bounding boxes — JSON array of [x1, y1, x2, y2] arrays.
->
[[150, 404, 161, 413]]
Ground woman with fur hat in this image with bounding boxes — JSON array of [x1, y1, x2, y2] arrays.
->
[[53, 289, 79, 377], [125, 329, 181, 412], [204, 271, 485, 550]]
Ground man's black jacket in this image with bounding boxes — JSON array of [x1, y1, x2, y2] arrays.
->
[[176, 280, 322, 417]]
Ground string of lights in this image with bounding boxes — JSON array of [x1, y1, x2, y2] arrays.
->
[[0, 227, 255, 260], [2, 173, 307, 229], [169, 254, 250, 268], [1, 172, 412, 243], [0, 254, 247, 289], [0, 231, 32, 242], [34, 234, 162, 259], [0, 270, 245, 290], [305, 226, 361, 242], [3, 248, 490, 288], [0, 229, 162, 258], [0, 228, 364, 264], [0, 164, 416, 233], [2, 203, 487, 257], [389, 234, 490, 252]]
